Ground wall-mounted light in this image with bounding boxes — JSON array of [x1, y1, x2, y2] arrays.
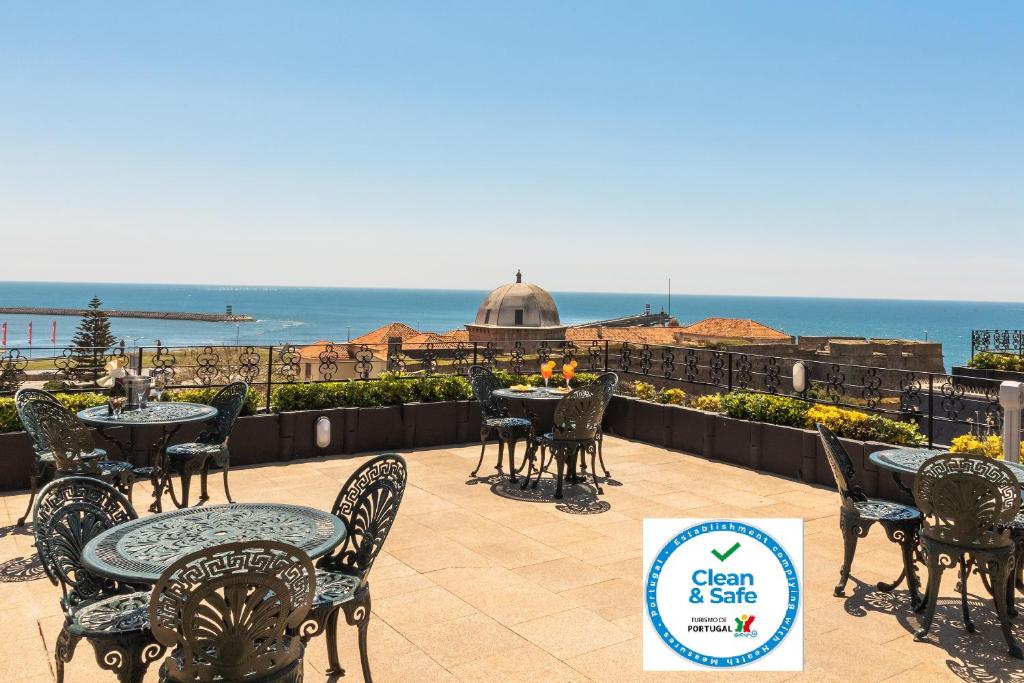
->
[[792, 362, 808, 394], [315, 416, 331, 449]]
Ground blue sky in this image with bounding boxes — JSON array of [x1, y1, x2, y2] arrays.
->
[[1, 3, 1021, 299]]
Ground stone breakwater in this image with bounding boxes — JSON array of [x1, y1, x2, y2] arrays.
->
[[0, 307, 252, 322]]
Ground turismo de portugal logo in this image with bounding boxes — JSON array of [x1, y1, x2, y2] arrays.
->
[[643, 519, 803, 671]]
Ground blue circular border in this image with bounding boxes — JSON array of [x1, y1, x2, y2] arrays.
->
[[645, 520, 800, 668]]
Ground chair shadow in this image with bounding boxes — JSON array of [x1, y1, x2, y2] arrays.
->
[[841, 577, 1024, 682], [480, 473, 612, 515], [0, 555, 45, 583], [0, 522, 34, 539]]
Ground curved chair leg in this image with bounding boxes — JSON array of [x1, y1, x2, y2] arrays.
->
[[506, 439, 518, 484], [199, 457, 212, 503], [520, 443, 537, 491], [495, 439, 506, 473], [914, 548, 945, 642], [55, 627, 79, 683], [178, 462, 195, 509], [220, 455, 234, 504], [589, 445, 603, 494], [91, 635, 162, 683], [958, 554, 975, 633], [471, 429, 489, 477], [17, 468, 44, 527], [344, 591, 373, 683], [988, 554, 1023, 658], [835, 512, 861, 597], [597, 431, 611, 478], [554, 451, 566, 500], [324, 607, 345, 676]]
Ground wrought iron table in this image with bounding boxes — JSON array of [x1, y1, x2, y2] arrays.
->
[[78, 402, 219, 513], [493, 387, 568, 430], [80, 503, 347, 584], [870, 447, 1024, 495]]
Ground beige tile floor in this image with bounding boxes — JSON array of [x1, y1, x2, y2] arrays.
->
[[1, 437, 1021, 682]]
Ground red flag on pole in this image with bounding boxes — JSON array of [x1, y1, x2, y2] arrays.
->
[[27, 321, 33, 345], [1, 322, 6, 347], [51, 320, 57, 345]]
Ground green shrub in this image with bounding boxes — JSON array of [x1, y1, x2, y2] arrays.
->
[[271, 374, 475, 411], [632, 382, 659, 402], [660, 388, 687, 405], [0, 391, 108, 433], [968, 352, 1024, 372], [168, 387, 261, 415], [721, 392, 809, 427], [690, 393, 723, 412]]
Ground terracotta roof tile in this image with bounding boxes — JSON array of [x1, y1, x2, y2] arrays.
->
[[349, 322, 420, 345], [677, 318, 790, 341]]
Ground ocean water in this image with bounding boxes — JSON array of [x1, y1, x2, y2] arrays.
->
[[2, 281, 1024, 369]]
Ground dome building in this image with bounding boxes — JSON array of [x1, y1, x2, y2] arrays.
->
[[465, 270, 566, 344]]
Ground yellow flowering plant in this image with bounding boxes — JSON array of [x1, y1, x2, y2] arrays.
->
[[949, 434, 1024, 460]]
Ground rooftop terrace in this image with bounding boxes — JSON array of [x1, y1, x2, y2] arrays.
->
[[1, 437, 1019, 682]]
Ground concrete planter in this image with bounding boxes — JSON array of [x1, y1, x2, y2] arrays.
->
[[756, 422, 807, 480], [402, 402, 459, 448], [0, 431, 35, 491], [346, 406, 405, 453], [230, 413, 282, 465], [604, 395, 634, 439], [710, 414, 751, 466], [668, 405, 707, 455], [630, 401, 670, 447]]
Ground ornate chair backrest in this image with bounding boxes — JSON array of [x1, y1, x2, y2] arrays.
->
[[816, 424, 866, 505], [552, 386, 605, 441], [15, 388, 63, 457], [913, 453, 1020, 547], [325, 454, 408, 583], [30, 399, 99, 473], [468, 365, 508, 419], [592, 372, 618, 412], [150, 541, 316, 683], [197, 381, 249, 445], [32, 476, 137, 608]]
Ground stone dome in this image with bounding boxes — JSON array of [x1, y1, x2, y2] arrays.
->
[[473, 270, 561, 328]]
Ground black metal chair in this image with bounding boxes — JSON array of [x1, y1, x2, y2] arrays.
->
[[28, 396, 136, 503], [297, 454, 408, 682], [816, 425, 922, 603], [468, 366, 532, 483], [14, 388, 107, 526], [164, 381, 248, 507], [912, 452, 1022, 659], [150, 540, 315, 683], [590, 372, 618, 478], [33, 476, 164, 683], [525, 385, 607, 499]]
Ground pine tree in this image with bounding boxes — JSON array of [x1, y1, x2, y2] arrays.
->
[[71, 296, 118, 380]]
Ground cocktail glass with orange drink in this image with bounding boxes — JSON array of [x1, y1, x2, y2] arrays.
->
[[562, 359, 577, 389], [540, 360, 555, 387]]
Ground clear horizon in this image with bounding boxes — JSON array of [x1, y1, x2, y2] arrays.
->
[[2, 278, 1024, 306], [2, 4, 1022, 300]]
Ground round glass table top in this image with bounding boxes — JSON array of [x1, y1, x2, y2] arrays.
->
[[81, 503, 346, 583], [77, 402, 218, 427], [870, 447, 1024, 484], [493, 387, 572, 400]]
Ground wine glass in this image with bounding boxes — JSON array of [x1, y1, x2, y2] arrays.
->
[[153, 373, 166, 402], [562, 363, 575, 390], [540, 362, 553, 387]]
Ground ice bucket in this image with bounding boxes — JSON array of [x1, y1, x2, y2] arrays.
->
[[124, 376, 151, 410]]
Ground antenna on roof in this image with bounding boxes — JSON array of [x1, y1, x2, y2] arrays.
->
[[515, 269, 522, 283], [668, 277, 672, 325]]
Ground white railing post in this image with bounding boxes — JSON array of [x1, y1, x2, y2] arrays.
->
[[999, 381, 1024, 463]]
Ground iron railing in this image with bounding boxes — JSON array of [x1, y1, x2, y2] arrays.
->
[[971, 330, 1024, 359], [0, 338, 1009, 447]]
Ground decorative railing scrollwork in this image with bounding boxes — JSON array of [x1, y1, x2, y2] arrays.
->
[[660, 347, 675, 379], [736, 354, 752, 389], [318, 343, 340, 380], [277, 345, 302, 383], [709, 352, 725, 387], [352, 345, 374, 380], [452, 343, 469, 375], [684, 349, 698, 382], [510, 342, 526, 375], [825, 364, 846, 403], [237, 346, 260, 383], [861, 368, 882, 409], [939, 375, 965, 419], [481, 343, 497, 369], [619, 342, 633, 373], [587, 341, 602, 373], [639, 344, 653, 376], [764, 357, 780, 394]]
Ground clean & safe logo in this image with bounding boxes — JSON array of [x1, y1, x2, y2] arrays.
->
[[643, 518, 803, 671]]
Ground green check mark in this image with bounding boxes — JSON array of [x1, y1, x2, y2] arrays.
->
[[711, 542, 741, 562]]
